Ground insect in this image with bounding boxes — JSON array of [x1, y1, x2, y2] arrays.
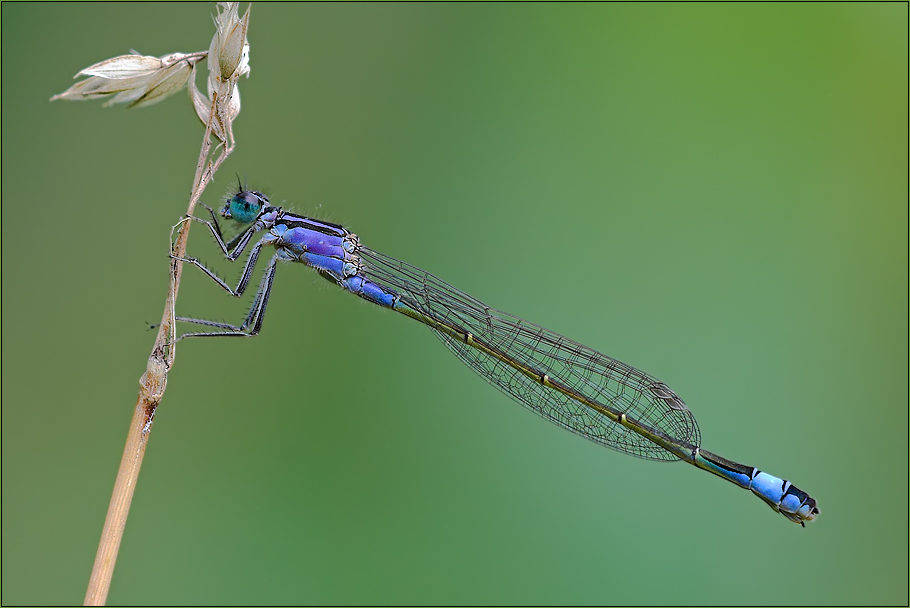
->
[[171, 187, 819, 525]]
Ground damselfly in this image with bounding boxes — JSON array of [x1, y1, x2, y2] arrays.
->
[[172, 187, 819, 526]]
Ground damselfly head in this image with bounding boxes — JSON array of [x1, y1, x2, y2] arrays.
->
[[221, 190, 270, 223]]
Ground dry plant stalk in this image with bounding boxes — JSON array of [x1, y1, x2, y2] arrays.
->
[[52, 3, 252, 605]]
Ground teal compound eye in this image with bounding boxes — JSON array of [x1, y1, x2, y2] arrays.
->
[[228, 192, 263, 223]]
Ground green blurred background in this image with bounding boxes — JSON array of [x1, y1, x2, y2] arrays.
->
[[2, 3, 907, 605]]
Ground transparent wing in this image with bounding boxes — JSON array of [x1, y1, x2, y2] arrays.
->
[[359, 247, 700, 460]]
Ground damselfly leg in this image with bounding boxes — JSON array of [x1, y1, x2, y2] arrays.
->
[[172, 252, 281, 339]]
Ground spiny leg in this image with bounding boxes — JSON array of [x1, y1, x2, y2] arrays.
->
[[199, 203, 228, 253], [172, 237, 267, 298], [178, 204, 259, 261], [175, 253, 281, 340]]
